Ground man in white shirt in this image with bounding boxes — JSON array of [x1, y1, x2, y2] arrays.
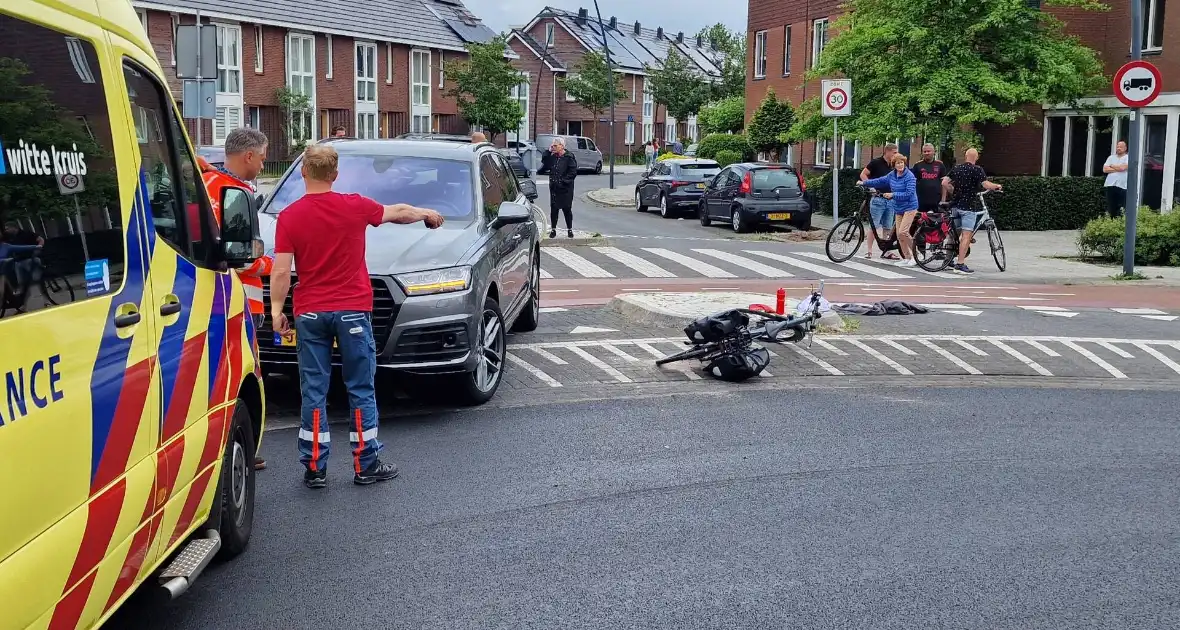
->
[[1102, 140, 1129, 218]]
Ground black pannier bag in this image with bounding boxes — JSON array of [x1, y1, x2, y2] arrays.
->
[[706, 346, 770, 382], [684, 309, 748, 344]]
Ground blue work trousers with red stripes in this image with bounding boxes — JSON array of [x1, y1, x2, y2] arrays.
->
[[295, 311, 382, 473]]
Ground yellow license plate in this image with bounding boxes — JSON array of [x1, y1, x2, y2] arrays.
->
[[275, 332, 336, 348], [696, 183, 705, 189], [768, 213, 791, 220]]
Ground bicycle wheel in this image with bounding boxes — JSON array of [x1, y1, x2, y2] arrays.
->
[[655, 345, 710, 366], [987, 223, 1006, 271], [913, 228, 954, 273], [41, 274, 76, 306], [825, 217, 864, 263]]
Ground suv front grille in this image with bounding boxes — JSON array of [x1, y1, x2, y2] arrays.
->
[[258, 276, 400, 364]]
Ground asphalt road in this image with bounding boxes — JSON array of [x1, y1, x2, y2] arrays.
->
[[115, 386, 1180, 629]]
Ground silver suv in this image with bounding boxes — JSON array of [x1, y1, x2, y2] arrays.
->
[[535, 133, 604, 174]]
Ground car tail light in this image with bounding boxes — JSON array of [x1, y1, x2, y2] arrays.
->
[[796, 171, 806, 191], [671, 180, 693, 188], [739, 172, 752, 194]]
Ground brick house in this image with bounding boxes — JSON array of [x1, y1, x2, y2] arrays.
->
[[505, 6, 725, 159], [746, 0, 1180, 210], [132, 0, 502, 156]]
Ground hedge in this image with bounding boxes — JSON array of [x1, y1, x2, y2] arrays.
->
[[1078, 209, 1180, 266], [657, 153, 688, 162], [714, 150, 742, 167], [696, 133, 754, 162], [807, 171, 1108, 231]]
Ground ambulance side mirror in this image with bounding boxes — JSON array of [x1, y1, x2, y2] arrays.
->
[[220, 185, 262, 266]]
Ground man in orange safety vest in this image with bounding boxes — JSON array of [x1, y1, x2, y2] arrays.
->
[[198, 127, 273, 470]]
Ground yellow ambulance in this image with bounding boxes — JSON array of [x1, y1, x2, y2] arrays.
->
[[0, 0, 266, 627]]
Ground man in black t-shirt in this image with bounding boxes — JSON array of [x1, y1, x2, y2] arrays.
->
[[911, 143, 946, 213], [941, 148, 1001, 274], [859, 143, 898, 259]]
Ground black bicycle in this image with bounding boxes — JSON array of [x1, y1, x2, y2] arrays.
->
[[656, 282, 827, 375], [0, 258, 77, 318], [911, 190, 1006, 273], [825, 188, 920, 262]]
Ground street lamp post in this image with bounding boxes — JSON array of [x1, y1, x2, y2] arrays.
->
[[1122, 0, 1144, 276], [592, 0, 616, 189]]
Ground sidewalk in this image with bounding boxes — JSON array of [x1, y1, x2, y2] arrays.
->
[[586, 187, 634, 207]]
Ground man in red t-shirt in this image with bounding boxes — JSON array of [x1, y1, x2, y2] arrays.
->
[[271, 144, 444, 488]]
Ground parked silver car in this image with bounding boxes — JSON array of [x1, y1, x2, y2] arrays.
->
[[257, 139, 543, 404], [535, 133, 604, 174]]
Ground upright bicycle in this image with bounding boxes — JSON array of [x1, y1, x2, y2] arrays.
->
[[911, 190, 1006, 272], [825, 188, 919, 262]]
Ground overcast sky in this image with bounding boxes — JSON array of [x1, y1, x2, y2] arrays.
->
[[462, 0, 747, 38]]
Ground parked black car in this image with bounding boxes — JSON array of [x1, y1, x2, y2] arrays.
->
[[634, 159, 721, 218], [499, 149, 529, 178], [698, 163, 813, 233]]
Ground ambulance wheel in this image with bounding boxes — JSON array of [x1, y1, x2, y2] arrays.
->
[[213, 400, 256, 559]]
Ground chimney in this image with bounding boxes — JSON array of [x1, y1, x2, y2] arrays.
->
[[676, 31, 684, 44], [696, 35, 703, 47], [577, 8, 588, 19], [634, 21, 641, 35], [609, 16, 617, 29], [656, 27, 663, 38], [710, 38, 718, 50]]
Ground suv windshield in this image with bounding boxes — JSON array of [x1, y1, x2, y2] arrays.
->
[[752, 168, 799, 190], [266, 154, 474, 224], [675, 164, 720, 181]]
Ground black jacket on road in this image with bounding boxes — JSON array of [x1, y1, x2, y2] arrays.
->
[[548, 152, 578, 195]]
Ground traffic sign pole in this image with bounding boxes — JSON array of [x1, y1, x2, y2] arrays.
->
[[1123, 0, 1144, 276], [832, 118, 839, 223]]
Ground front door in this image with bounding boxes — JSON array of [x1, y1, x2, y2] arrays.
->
[[479, 154, 521, 309], [355, 42, 378, 139], [213, 23, 243, 146]]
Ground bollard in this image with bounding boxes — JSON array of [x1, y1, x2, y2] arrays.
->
[[776, 288, 786, 315]]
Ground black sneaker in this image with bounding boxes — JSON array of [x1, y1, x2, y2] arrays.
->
[[354, 459, 400, 485], [303, 468, 327, 489], [567, 229, 574, 238], [548, 229, 557, 238]]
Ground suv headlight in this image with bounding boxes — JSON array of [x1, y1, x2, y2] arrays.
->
[[395, 266, 471, 296]]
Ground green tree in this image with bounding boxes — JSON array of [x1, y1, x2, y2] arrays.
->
[[644, 49, 711, 126], [747, 88, 795, 159], [558, 52, 627, 141], [442, 36, 524, 140], [788, 0, 1107, 146], [696, 23, 745, 99], [697, 95, 745, 135]]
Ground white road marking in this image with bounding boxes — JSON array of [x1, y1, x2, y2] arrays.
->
[[1059, 341, 1126, 379], [1097, 341, 1134, 358], [793, 251, 915, 279], [530, 347, 568, 364], [843, 339, 913, 375], [570, 326, 618, 334], [600, 343, 641, 362], [1142, 315, 1179, 321], [701, 286, 741, 290], [785, 344, 844, 375], [952, 340, 988, 356], [1019, 305, 1069, 311], [1112, 307, 1167, 315], [922, 304, 971, 309], [996, 296, 1049, 301], [946, 310, 983, 317], [1041, 312, 1079, 318], [592, 246, 676, 277], [1029, 292, 1075, 296], [636, 342, 702, 380], [811, 338, 848, 356], [542, 289, 579, 293], [988, 340, 1053, 377], [880, 339, 917, 356], [543, 247, 614, 277], [506, 353, 562, 387], [1023, 340, 1061, 357], [918, 340, 982, 375], [563, 345, 632, 383], [692, 249, 795, 277], [642, 248, 737, 278], [539, 306, 567, 313], [539, 268, 553, 279], [742, 250, 854, 278], [1133, 342, 1180, 375], [621, 288, 663, 291]]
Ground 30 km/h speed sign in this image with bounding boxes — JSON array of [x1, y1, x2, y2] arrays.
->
[[1113, 60, 1162, 108], [822, 79, 852, 117]]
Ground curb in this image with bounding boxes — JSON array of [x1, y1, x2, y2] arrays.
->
[[542, 236, 609, 247], [607, 292, 846, 331], [586, 189, 634, 208]]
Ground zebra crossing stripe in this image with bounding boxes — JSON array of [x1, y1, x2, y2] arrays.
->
[[691, 249, 795, 277], [592, 246, 676, 277], [743, 250, 854, 278], [544, 247, 614, 278], [641, 247, 736, 278], [539, 268, 553, 279], [988, 340, 1053, 377], [506, 353, 561, 387], [918, 339, 982, 375], [792, 252, 915, 279]]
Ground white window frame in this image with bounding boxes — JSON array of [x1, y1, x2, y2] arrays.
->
[[811, 18, 829, 69], [666, 117, 677, 143], [248, 106, 261, 129], [507, 72, 530, 143], [643, 122, 653, 142], [254, 25, 263, 73], [839, 137, 861, 169], [545, 23, 555, 47], [815, 138, 832, 167], [410, 48, 432, 133], [212, 23, 244, 147], [753, 30, 767, 79], [625, 121, 635, 144], [170, 13, 179, 66], [1145, 0, 1165, 51], [355, 42, 378, 104], [287, 32, 317, 143], [136, 9, 148, 34], [214, 24, 242, 95], [631, 75, 636, 103], [687, 114, 698, 142], [783, 25, 791, 75], [565, 73, 577, 101], [385, 43, 393, 83], [438, 51, 445, 88], [325, 34, 333, 79], [642, 81, 654, 118]]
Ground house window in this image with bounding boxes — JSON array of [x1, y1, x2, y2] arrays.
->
[[625, 121, 635, 144], [254, 25, 263, 72], [213, 106, 241, 143], [215, 25, 241, 94], [840, 138, 860, 169], [438, 51, 445, 88], [507, 73, 529, 142], [632, 75, 636, 103], [287, 33, 316, 143], [1043, 114, 1126, 177], [248, 106, 261, 129], [1144, 0, 1166, 51], [783, 25, 791, 75], [382, 45, 396, 86], [136, 9, 147, 33], [170, 14, 179, 66], [687, 115, 697, 142], [565, 73, 577, 101], [666, 117, 677, 142], [410, 49, 431, 133], [753, 30, 767, 79], [642, 82, 653, 118], [811, 18, 829, 69], [643, 122, 653, 142], [357, 112, 376, 138], [815, 138, 832, 166], [356, 43, 377, 103], [545, 23, 555, 47], [325, 34, 333, 78]]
